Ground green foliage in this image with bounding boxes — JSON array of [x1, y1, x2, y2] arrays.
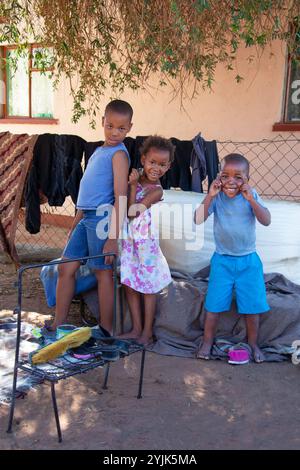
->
[[0, 0, 299, 127]]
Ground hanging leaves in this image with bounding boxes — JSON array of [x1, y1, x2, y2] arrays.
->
[[0, 0, 299, 127]]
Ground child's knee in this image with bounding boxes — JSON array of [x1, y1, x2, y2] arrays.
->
[[57, 261, 78, 278]]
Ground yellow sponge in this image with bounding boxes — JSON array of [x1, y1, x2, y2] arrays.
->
[[31, 327, 91, 364]]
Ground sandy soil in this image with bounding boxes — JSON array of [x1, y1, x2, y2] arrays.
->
[[1, 261, 300, 451]]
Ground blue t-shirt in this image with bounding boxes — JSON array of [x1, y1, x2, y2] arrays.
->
[[76, 143, 130, 210], [208, 189, 267, 256]]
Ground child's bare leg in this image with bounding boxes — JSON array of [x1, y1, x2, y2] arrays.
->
[[197, 311, 219, 359], [137, 293, 156, 346], [95, 269, 114, 335], [49, 260, 81, 330], [119, 285, 142, 339], [244, 314, 265, 363]]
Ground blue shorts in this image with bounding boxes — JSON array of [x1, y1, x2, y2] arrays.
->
[[205, 252, 270, 314], [63, 210, 112, 270]]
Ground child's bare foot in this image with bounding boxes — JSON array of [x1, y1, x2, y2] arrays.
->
[[136, 334, 153, 347], [118, 329, 141, 340], [250, 344, 265, 363], [196, 341, 213, 360]]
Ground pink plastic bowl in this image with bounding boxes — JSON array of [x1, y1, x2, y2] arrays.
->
[[228, 349, 250, 364]]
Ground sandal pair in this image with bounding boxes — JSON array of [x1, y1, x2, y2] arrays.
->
[[71, 342, 120, 361]]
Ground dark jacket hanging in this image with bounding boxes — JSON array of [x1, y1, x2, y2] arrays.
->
[[191, 133, 207, 192], [84, 133, 219, 197], [204, 139, 219, 189], [25, 134, 85, 234]]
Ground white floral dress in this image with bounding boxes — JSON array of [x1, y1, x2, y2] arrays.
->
[[120, 183, 172, 294]]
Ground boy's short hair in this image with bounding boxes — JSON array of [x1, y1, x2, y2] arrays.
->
[[140, 135, 175, 162], [221, 153, 250, 176], [104, 99, 133, 120]]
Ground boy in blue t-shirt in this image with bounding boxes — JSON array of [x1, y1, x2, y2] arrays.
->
[[194, 153, 271, 363], [47, 100, 133, 335]]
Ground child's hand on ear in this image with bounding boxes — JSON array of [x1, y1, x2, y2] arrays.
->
[[240, 180, 254, 201], [208, 175, 222, 198], [129, 169, 140, 186]]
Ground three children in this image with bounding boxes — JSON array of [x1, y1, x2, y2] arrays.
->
[[49, 100, 270, 362]]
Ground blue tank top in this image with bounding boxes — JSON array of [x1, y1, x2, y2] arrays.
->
[[76, 143, 130, 210]]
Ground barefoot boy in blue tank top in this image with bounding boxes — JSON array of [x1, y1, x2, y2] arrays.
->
[[47, 100, 133, 335], [194, 153, 271, 363]]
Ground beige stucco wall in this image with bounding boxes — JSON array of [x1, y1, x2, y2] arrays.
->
[[1, 40, 298, 259], [1, 41, 298, 142]]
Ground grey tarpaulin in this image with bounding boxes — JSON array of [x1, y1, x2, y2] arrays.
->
[[82, 271, 300, 362], [148, 271, 300, 361]]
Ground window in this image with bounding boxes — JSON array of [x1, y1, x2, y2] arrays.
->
[[283, 51, 300, 123], [0, 44, 57, 122], [273, 27, 300, 131]]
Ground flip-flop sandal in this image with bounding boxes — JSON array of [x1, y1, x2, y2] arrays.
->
[[91, 326, 111, 339], [111, 339, 131, 355], [72, 342, 120, 362], [115, 338, 143, 351], [71, 347, 103, 360], [91, 336, 136, 348], [99, 346, 120, 361]]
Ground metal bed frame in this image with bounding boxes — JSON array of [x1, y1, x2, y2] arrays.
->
[[6, 254, 146, 442]]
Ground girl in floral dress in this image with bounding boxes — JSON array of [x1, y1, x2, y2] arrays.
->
[[120, 136, 174, 345]]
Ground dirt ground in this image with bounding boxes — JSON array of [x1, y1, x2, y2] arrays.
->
[[1, 260, 300, 451]]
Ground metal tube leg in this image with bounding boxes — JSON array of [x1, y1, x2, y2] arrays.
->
[[137, 349, 146, 399], [7, 286, 23, 435], [113, 259, 117, 336], [51, 382, 62, 443], [102, 363, 110, 390], [119, 285, 124, 335], [102, 363, 110, 389], [7, 366, 19, 433]]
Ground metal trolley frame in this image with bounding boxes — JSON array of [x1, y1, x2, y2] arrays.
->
[[6, 254, 146, 442]]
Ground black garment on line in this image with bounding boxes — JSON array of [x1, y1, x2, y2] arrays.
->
[[204, 139, 219, 189], [138, 136, 218, 191], [25, 134, 86, 234], [191, 133, 206, 192], [84, 136, 173, 190], [161, 136, 219, 191], [190, 134, 219, 192], [84, 134, 219, 192]]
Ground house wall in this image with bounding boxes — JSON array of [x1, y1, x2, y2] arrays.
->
[[1, 40, 299, 259], [1, 41, 298, 142]]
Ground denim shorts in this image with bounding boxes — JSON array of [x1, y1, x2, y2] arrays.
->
[[205, 252, 270, 314], [63, 210, 112, 270]]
